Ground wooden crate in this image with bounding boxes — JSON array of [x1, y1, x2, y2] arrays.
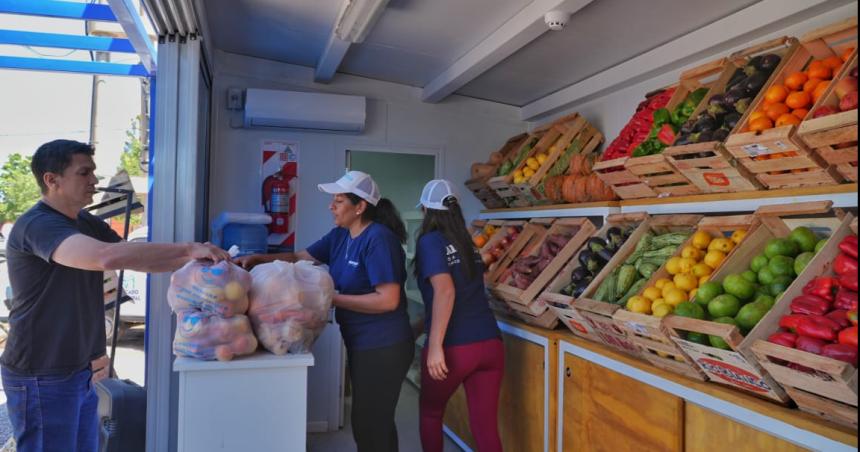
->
[[488, 129, 559, 207], [612, 214, 760, 381], [664, 142, 763, 193], [748, 214, 858, 428], [542, 213, 649, 343], [465, 133, 531, 209], [492, 218, 597, 314], [506, 299, 560, 330], [593, 157, 655, 200], [799, 51, 859, 183], [486, 222, 544, 285], [479, 220, 526, 277], [724, 27, 857, 189], [663, 202, 846, 403]]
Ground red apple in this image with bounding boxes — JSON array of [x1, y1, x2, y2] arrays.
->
[[834, 77, 858, 100], [839, 91, 858, 111], [812, 105, 838, 118]]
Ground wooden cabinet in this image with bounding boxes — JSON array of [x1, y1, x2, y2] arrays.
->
[[561, 352, 684, 452], [444, 323, 554, 451], [684, 403, 807, 452]]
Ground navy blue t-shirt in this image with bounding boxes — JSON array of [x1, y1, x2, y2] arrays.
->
[[416, 231, 500, 346], [306, 222, 412, 350], [1, 201, 122, 375]]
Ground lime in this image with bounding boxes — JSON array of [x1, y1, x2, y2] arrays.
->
[[722, 274, 755, 301], [696, 281, 723, 306], [757, 267, 776, 285], [768, 275, 793, 297], [674, 301, 706, 320], [685, 331, 709, 345], [789, 226, 818, 252], [750, 254, 769, 273], [708, 294, 741, 318], [794, 252, 814, 276], [736, 301, 769, 331], [709, 317, 737, 350], [741, 270, 758, 283], [764, 238, 799, 259], [814, 238, 828, 253], [753, 294, 775, 309], [768, 255, 795, 277]]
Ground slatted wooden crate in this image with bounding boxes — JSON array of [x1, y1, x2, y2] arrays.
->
[[749, 214, 857, 428], [478, 220, 526, 277], [492, 218, 596, 317], [465, 133, 531, 209], [487, 129, 560, 207], [592, 157, 656, 200], [542, 213, 649, 343], [725, 21, 857, 189], [612, 214, 760, 381], [663, 202, 847, 403], [798, 50, 859, 183], [485, 222, 543, 285]]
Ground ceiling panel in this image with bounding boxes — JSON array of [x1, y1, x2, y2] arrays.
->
[[455, 0, 761, 106]]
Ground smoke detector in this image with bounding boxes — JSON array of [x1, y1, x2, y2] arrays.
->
[[544, 10, 570, 31]]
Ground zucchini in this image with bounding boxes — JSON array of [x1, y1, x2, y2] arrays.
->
[[592, 273, 612, 302], [617, 279, 648, 306], [637, 262, 659, 279], [642, 245, 679, 260], [650, 232, 690, 249], [625, 233, 654, 264], [616, 264, 638, 295]]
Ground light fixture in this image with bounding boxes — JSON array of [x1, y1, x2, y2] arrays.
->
[[334, 0, 390, 43]]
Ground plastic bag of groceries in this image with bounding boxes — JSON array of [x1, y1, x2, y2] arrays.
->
[[249, 260, 334, 355], [167, 260, 252, 317], [173, 310, 258, 361]]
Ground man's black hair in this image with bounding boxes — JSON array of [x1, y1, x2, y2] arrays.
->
[[31, 140, 95, 194]]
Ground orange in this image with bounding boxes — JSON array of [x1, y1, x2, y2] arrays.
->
[[775, 113, 801, 127], [764, 85, 788, 103], [822, 56, 844, 70], [749, 117, 774, 132], [807, 64, 832, 81], [748, 110, 767, 123], [842, 47, 855, 62], [792, 108, 809, 119], [764, 102, 790, 121], [803, 77, 824, 93], [784, 72, 808, 91], [785, 91, 811, 109], [812, 81, 830, 102]]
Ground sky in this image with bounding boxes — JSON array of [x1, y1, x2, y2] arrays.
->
[[0, 6, 148, 180]]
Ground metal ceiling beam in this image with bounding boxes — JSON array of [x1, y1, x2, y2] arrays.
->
[[0, 0, 117, 22], [314, 33, 351, 83], [0, 55, 149, 77], [0, 29, 136, 53], [421, 0, 594, 103], [520, 0, 837, 121], [107, 0, 158, 73]]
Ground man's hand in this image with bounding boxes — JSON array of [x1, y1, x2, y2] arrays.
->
[[91, 355, 110, 383], [189, 242, 231, 263], [233, 253, 267, 270]]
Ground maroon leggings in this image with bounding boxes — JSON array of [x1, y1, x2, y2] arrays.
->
[[419, 337, 504, 452]]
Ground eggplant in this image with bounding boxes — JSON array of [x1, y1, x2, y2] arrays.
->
[[724, 86, 746, 105], [597, 248, 615, 263], [587, 237, 607, 254], [734, 98, 752, 115], [693, 115, 716, 133], [572, 282, 589, 298], [606, 227, 624, 248], [727, 68, 746, 89], [707, 103, 727, 119], [723, 112, 742, 130], [743, 64, 757, 77], [697, 130, 714, 143], [757, 54, 781, 73], [578, 249, 594, 269], [744, 73, 768, 94], [680, 120, 696, 135], [712, 128, 730, 142], [708, 93, 726, 107], [586, 256, 603, 274], [688, 132, 701, 143], [674, 134, 691, 146], [570, 266, 589, 283]]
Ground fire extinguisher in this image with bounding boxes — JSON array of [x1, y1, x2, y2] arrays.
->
[[262, 163, 296, 234]]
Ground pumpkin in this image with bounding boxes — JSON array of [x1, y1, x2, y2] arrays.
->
[[585, 173, 603, 199], [561, 175, 578, 203], [568, 154, 586, 176], [581, 154, 594, 176], [573, 177, 589, 203], [544, 176, 562, 202]]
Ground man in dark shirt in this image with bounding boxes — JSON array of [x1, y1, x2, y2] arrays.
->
[[1, 139, 230, 452]]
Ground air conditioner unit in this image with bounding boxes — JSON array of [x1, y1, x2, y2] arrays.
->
[[243, 89, 366, 133]]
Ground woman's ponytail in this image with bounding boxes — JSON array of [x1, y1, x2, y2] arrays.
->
[[345, 193, 407, 243]]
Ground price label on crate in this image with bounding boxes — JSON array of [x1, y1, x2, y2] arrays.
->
[[742, 143, 774, 157]]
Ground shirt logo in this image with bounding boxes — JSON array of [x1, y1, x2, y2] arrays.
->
[[347, 260, 359, 267], [445, 245, 457, 255]]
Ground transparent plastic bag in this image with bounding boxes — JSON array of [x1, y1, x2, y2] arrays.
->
[[173, 310, 258, 361], [249, 260, 334, 354], [167, 260, 252, 317]]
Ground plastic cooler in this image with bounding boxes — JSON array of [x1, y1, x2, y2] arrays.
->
[[210, 212, 271, 256]]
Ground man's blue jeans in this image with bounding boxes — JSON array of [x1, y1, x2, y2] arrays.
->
[[1, 365, 99, 452]]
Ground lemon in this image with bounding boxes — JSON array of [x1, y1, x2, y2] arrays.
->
[[652, 302, 674, 318], [655, 278, 672, 290], [653, 297, 665, 306], [699, 275, 711, 286], [692, 230, 713, 250], [674, 273, 698, 292], [523, 167, 535, 177], [678, 257, 697, 274], [642, 286, 662, 301], [691, 263, 714, 278], [681, 246, 703, 261], [665, 257, 683, 275], [626, 296, 652, 314], [664, 288, 687, 306], [730, 229, 747, 244], [526, 157, 540, 170], [536, 153, 548, 164], [513, 176, 524, 184], [513, 169, 524, 179], [661, 282, 677, 298], [689, 288, 698, 301], [704, 250, 727, 269], [708, 238, 735, 253]]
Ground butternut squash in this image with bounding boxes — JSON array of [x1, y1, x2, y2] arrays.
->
[[561, 175, 578, 203]]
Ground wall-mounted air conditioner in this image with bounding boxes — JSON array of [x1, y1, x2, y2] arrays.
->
[[243, 89, 366, 133]]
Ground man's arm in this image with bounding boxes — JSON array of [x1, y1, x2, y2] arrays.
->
[[52, 233, 231, 273], [233, 250, 317, 270]]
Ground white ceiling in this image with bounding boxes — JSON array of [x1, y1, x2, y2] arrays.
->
[[202, 0, 842, 110]]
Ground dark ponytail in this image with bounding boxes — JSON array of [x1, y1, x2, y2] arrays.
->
[[345, 194, 407, 243], [413, 197, 478, 280]]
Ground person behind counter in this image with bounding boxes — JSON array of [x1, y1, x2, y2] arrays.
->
[[235, 170, 413, 452], [413, 180, 504, 452], [2, 139, 231, 452]]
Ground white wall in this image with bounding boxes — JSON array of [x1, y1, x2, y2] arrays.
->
[[208, 50, 525, 249], [532, 2, 858, 149]]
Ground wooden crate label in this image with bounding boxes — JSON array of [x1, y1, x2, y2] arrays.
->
[[702, 172, 731, 187], [742, 143, 774, 157], [625, 321, 649, 336], [596, 331, 641, 354], [675, 339, 779, 396]]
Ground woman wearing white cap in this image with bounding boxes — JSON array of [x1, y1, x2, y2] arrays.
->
[[236, 170, 414, 452], [413, 179, 503, 452]]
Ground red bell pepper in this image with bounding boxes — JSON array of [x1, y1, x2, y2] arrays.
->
[[849, 310, 858, 325], [834, 286, 859, 311], [826, 309, 852, 329], [790, 294, 831, 316], [834, 252, 858, 276], [838, 234, 858, 259], [778, 314, 806, 332], [657, 124, 676, 145], [802, 277, 836, 301], [821, 343, 858, 367], [796, 335, 827, 355], [839, 325, 858, 347], [767, 332, 797, 348], [796, 315, 841, 341], [837, 270, 858, 292]]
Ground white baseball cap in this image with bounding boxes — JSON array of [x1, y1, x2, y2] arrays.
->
[[418, 179, 458, 210], [318, 170, 381, 206]]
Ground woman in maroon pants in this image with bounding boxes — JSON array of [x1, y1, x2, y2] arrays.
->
[[413, 179, 504, 452]]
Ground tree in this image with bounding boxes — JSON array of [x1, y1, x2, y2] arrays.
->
[[119, 117, 146, 177], [0, 153, 41, 223]]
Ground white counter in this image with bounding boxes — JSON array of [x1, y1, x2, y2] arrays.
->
[[174, 351, 315, 452]]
